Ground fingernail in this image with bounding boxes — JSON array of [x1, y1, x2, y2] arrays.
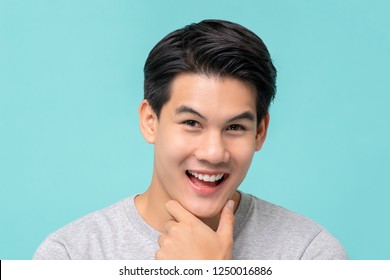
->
[[227, 200, 234, 210]]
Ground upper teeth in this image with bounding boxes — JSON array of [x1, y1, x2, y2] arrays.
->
[[188, 171, 224, 182]]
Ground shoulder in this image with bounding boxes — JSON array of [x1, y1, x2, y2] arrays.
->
[[237, 193, 322, 232], [234, 193, 347, 259], [52, 197, 132, 237], [33, 197, 133, 260]]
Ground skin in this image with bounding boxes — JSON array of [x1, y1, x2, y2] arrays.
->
[[136, 73, 269, 259]]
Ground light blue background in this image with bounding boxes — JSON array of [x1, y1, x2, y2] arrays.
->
[[1, 0, 389, 259]]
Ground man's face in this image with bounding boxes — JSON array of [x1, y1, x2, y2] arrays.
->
[[141, 73, 268, 219]]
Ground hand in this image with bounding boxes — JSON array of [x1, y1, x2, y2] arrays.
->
[[155, 200, 235, 260]]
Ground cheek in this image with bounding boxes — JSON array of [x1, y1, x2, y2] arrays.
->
[[230, 140, 256, 170], [155, 130, 195, 165]]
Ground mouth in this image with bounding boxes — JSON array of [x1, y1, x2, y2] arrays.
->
[[186, 170, 228, 189]]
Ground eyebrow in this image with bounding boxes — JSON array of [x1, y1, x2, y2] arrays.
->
[[227, 111, 255, 123], [175, 105, 255, 123], [176, 105, 206, 120]]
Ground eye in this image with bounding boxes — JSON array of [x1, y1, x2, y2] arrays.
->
[[183, 120, 200, 127], [226, 124, 246, 131]]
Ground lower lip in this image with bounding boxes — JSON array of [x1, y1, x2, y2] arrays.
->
[[186, 175, 225, 196]]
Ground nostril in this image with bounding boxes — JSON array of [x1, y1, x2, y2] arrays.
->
[[194, 145, 230, 164]]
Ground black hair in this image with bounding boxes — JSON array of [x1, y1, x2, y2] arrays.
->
[[144, 19, 277, 125]]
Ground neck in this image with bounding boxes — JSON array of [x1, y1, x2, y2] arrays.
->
[[134, 187, 171, 233]]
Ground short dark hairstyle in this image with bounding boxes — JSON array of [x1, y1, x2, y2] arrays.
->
[[144, 19, 277, 125]]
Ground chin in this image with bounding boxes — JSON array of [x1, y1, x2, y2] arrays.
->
[[184, 201, 222, 219]]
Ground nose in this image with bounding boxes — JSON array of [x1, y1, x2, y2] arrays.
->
[[194, 130, 230, 165]]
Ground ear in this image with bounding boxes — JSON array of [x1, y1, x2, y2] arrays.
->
[[139, 100, 158, 144], [255, 113, 270, 151]]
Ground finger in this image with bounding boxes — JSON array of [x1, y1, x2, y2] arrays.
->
[[216, 200, 235, 240], [155, 249, 166, 260], [157, 233, 166, 247], [164, 219, 178, 234], [165, 200, 195, 223]]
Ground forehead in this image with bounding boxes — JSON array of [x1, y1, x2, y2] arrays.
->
[[165, 73, 257, 116]]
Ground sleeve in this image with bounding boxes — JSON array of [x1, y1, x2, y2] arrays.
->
[[32, 235, 71, 260], [300, 229, 348, 260]]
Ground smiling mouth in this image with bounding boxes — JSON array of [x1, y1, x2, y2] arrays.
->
[[186, 170, 228, 188]]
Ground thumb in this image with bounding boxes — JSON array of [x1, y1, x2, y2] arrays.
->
[[217, 200, 235, 239]]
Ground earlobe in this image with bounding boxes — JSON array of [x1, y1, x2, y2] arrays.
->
[[139, 100, 158, 144], [255, 113, 270, 151]]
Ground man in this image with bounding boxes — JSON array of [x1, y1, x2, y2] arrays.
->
[[33, 19, 347, 259]]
